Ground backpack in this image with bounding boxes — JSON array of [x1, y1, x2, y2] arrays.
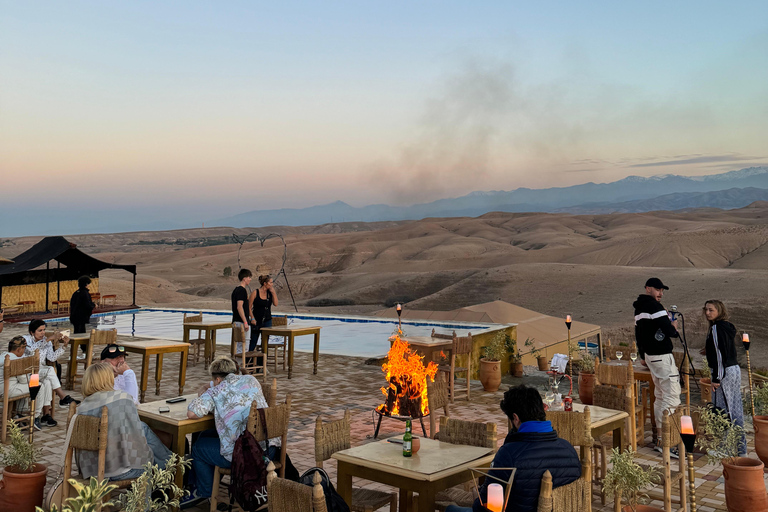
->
[[299, 467, 351, 512], [229, 410, 271, 511]]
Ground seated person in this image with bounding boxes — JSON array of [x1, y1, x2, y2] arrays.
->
[[76, 362, 173, 481], [23, 319, 79, 409], [183, 355, 278, 508], [100, 344, 139, 404], [447, 385, 582, 512], [1, 336, 55, 429]]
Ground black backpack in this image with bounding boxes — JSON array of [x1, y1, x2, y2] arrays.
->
[[299, 467, 351, 512], [229, 410, 270, 511]]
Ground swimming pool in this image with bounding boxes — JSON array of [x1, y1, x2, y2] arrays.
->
[[44, 308, 497, 358]]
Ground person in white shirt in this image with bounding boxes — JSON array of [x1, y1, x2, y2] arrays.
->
[[23, 319, 80, 409], [100, 344, 139, 404], [1, 336, 55, 429]]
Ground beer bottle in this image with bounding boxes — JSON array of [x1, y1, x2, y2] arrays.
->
[[403, 418, 412, 457]]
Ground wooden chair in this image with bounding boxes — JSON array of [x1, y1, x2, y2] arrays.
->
[[545, 407, 594, 506], [61, 405, 140, 508], [536, 459, 592, 512], [210, 396, 292, 512], [431, 328, 456, 340], [265, 316, 288, 372], [262, 377, 277, 407], [638, 407, 687, 512], [183, 312, 206, 366], [52, 300, 70, 315], [2, 351, 39, 444], [101, 294, 117, 307], [266, 461, 327, 512], [314, 410, 396, 512], [426, 374, 450, 439], [602, 341, 637, 362], [437, 333, 472, 403], [595, 359, 643, 450], [231, 323, 267, 379]]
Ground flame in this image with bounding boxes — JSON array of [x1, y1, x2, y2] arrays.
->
[[377, 335, 439, 417]]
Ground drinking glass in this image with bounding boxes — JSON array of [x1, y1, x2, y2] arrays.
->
[[630, 352, 638, 363], [544, 392, 555, 410], [615, 351, 623, 361]]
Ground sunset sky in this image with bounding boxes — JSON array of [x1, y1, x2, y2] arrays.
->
[[2, 1, 767, 234]]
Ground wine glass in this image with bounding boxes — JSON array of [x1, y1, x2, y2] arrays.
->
[[615, 351, 623, 361], [630, 352, 638, 364], [544, 392, 555, 410]]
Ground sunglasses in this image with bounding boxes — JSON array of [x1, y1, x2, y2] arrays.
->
[[107, 346, 126, 353]]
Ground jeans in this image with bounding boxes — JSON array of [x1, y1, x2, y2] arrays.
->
[[189, 429, 279, 498], [249, 319, 272, 352], [445, 506, 472, 512]]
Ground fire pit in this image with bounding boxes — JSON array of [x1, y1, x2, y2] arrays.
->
[[374, 335, 438, 438]]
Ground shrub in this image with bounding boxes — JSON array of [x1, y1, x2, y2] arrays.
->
[[695, 405, 745, 465], [306, 298, 356, 307], [602, 448, 660, 512], [483, 332, 508, 362], [223, 266, 232, 277], [524, 337, 541, 359], [579, 352, 595, 373], [0, 420, 40, 472]]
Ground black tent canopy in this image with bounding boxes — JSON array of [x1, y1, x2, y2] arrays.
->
[[0, 236, 137, 309]]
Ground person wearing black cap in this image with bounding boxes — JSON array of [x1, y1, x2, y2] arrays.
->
[[633, 277, 681, 454], [100, 344, 139, 405]]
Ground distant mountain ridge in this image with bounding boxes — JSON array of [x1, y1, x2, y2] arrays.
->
[[214, 166, 768, 227]]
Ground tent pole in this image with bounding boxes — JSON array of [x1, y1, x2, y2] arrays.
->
[[45, 261, 51, 313], [57, 261, 61, 302], [132, 273, 136, 306]]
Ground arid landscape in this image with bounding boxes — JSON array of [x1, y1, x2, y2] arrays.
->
[[4, 202, 768, 366]]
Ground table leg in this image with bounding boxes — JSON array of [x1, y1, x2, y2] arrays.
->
[[417, 486, 436, 512], [399, 490, 412, 512], [313, 331, 320, 375], [178, 348, 188, 396], [336, 461, 353, 506], [287, 334, 295, 379], [67, 341, 77, 390], [139, 353, 150, 403], [173, 430, 186, 488], [649, 380, 657, 444], [85, 339, 94, 369], [613, 424, 625, 453], [155, 354, 164, 396]]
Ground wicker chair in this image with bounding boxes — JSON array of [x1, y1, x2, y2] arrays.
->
[[437, 333, 472, 403], [267, 461, 327, 512], [314, 410, 396, 512], [638, 407, 687, 512], [545, 407, 593, 506], [595, 359, 643, 450], [2, 351, 39, 444], [231, 323, 267, 379], [265, 316, 288, 371], [60, 404, 140, 508], [427, 374, 450, 439], [602, 341, 637, 362], [536, 459, 592, 512], [183, 312, 206, 366], [210, 396, 292, 512], [262, 377, 277, 407]]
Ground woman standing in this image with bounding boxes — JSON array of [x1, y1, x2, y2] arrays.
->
[[703, 299, 746, 455], [248, 275, 278, 352]]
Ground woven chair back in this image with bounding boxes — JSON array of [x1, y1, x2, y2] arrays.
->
[[453, 333, 472, 356], [261, 378, 277, 407], [536, 458, 591, 512], [438, 416, 497, 449], [272, 316, 288, 327], [431, 328, 455, 340], [267, 466, 327, 512], [662, 407, 684, 449], [426, 375, 449, 412], [4, 352, 39, 379], [595, 360, 631, 388], [592, 385, 630, 413], [90, 328, 117, 345], [546, 407, 593, 448], [70, 407, 108, 452], [183, 312, 203, 323], [314, 410, 351, 466], [247, 396, 292, 442]]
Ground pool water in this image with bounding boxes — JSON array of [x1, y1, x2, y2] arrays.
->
[[47, 308, 495, 358]]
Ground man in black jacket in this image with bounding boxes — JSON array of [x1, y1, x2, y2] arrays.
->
[[70, 275, 96, 356], [633, 277, 681, 452], [446, 385, 581, 512]]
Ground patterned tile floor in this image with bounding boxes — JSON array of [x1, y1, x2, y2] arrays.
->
[[28, 340, 746, 511]]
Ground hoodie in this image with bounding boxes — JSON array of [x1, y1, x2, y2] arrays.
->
[[705, 320, 738, 384], [633, 294, 678, 358]]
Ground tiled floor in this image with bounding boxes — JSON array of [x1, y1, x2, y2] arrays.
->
[[28, 340, 741, 511]]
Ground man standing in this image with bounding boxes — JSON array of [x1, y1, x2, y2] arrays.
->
[[70, 276, 96, 358], [100, 344, 139, 404], [231, 269, 252, 354], [633, 277, 681, 453]]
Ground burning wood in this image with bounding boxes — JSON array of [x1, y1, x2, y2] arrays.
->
[[377, 335, 439, 418]]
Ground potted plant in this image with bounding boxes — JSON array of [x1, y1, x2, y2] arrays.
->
[[505, 333, 524, 378], [602, 447, 662, 512], [699, 360, 712, 403], [524, 337, 548, 371], [578, 352, 596, 405], [479, 331, 507, 391], [696, 405, 767, 511], [746, 383, 768, 466], [0, 420, 47, 512]]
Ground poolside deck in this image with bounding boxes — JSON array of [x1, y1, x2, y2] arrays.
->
[[22, 333, 739, 511]]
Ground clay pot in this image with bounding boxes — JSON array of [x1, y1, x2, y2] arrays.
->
[[754, 416, 768, 466], [700, 378, 712, 403], [0, 464, 48, 512], [537, 356, 549, 371], [479, 359, 502, 392], [512, 362, 524, 378], [722, 457, 768, 512], [578, 372, 596, 405], [411, 437, 421, 454], [622, 505, 664, 512]]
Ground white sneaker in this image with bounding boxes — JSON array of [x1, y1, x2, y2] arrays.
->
[[77, 353, 87, 360]]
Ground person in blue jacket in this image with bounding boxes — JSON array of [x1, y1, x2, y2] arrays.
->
[[447, 385, 582, 512]]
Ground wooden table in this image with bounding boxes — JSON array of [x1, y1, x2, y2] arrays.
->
[[138, 393, 214, 487], [182, 320, 231, 369], [572, 403, 629, 452], [333, 437, 494, 512], [121, 340, 190, 402], [397, 336, 453, 362], [258, 325, 321, 379], [65, 333, 93, 390]]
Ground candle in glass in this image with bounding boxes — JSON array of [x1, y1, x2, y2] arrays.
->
[[487, 483, 503, 512], [29, 374, 39, 387]]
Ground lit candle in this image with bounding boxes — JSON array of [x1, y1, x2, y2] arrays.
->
[[743, 333, 750, 343], [565, 314, 572, 323], [486, 483, 503, 512], [29, 374, 39, 387], [396, 304, 401, 312], [681, 415, 694, 435]]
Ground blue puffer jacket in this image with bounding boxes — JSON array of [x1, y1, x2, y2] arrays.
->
[[472, 422, 581, 512]]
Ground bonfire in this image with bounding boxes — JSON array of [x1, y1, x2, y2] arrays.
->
[[377, 335, 439, 418]]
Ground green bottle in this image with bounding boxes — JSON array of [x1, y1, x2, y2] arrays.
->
[[403, 418, 413, 457]]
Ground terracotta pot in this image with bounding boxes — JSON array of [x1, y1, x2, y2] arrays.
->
[[722, 457, 768, 512], [537, 356, 549, 371], [700, 377, 712, 403], [0, 464, 48, 512], [479, 359, 502, 392], [512, 362, 524, 378], [411, 437, 421, 454], [578, 372, 596, 405], [621, 505, 664, 512], [754, 416, 768, 466]]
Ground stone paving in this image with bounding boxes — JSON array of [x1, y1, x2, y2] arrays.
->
[[24, 337, 747, 511]]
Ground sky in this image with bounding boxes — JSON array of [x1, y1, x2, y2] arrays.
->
[[1, 1, 768, 235]]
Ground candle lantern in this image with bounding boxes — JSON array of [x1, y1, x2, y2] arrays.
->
[[486, 483, 504, 512], [28, 373, 41, 443], [743, 333, 755, 417], [680, 415, 698, 512], [396, 304, 402, 334]]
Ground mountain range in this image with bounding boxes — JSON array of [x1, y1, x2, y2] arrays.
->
[[214, 166, 768, 227]]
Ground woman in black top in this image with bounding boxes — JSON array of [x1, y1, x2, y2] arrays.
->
[[248, 275, 278, 352], [703, 299, 746, 455]]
